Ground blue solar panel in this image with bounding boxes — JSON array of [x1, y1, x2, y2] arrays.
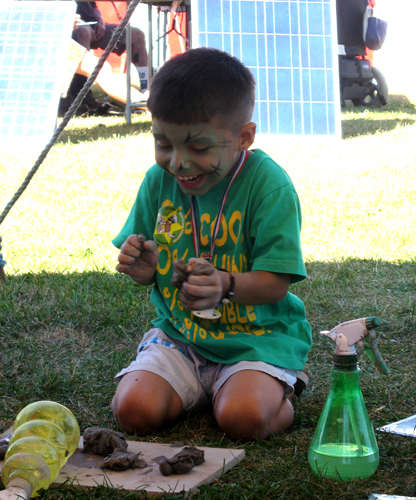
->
[[0, 1, 75, 148], [191, 0, 341, 137]]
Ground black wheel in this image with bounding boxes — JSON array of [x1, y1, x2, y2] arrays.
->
[[351, 66, 388, 107]]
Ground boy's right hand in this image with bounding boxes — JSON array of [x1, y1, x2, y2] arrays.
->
[[116, 234, 159, 285]]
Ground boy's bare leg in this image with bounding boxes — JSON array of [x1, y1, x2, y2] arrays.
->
[[213, 370, 294, 441], [111, 371, 183, 434]]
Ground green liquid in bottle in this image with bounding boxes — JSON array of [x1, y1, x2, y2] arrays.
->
[[308, 359, 380, 481], [308, 443, 379, 480]]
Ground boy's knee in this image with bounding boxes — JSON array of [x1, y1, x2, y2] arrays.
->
[[215, 402, 270, 441], [111, 372, 184, 435], [112, 393, 166, 435]]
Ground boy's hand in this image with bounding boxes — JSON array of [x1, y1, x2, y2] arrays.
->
[[116, 234, 159, 285], [180, 258, 223, 311]]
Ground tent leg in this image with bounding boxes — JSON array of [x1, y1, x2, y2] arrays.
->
[[0, 236, 6, 282]]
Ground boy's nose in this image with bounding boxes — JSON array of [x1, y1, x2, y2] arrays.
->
[[169, 152, 186, 173]]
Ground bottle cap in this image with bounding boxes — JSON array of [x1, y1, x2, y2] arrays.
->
[[333, 354, 358, 369]]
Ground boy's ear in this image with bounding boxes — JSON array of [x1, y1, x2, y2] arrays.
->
[[238, 122, 256, 150]]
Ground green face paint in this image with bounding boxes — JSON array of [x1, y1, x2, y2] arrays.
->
[[152, 118, 242, 196]]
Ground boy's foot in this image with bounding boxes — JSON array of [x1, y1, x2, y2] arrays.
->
[[289, 368, 310, 408], [293, 368, 310, 397]]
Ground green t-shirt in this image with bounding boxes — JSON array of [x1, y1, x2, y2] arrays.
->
[[113, 149, 312, 370]]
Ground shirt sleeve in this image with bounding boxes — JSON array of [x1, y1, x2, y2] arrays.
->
[[112, 172, 159, 249], [247, 169, 306, 284]]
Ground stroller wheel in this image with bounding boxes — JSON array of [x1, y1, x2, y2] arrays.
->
[[352, 66, 388, 108]]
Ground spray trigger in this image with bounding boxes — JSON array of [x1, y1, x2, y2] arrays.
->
[[320, 317, 389, 375]]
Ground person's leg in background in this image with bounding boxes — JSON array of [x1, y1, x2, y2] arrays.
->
[[130, 27, 149, 91], [77, 51, 147, 106], [72, 25, 94, 50], [130, 27, 148, 66], [69, 25, 102, 112]]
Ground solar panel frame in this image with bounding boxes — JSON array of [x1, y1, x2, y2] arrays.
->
[[191, 0, 341, 138], [0, 1, 76, 149]]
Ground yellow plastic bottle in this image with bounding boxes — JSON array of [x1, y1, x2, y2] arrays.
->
[[1, 401, 80, 499]]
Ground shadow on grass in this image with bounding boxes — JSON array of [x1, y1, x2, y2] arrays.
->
[[343, 94, 416, 115], [342, 117, 416, 139], [58, 115, 153, 145], [341, 94, 416, 139]]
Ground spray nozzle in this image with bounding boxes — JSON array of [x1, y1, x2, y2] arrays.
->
[[320, 317, 389, 374]]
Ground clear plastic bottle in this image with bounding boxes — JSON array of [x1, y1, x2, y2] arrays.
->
[[1, 401, 80, 498], [308, 355, 379, 480]]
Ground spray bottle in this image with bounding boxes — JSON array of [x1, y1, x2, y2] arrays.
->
[[1, 401, 80, 500], [308, 317, 389, 481]]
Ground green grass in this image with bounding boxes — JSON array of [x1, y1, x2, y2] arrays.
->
[[1, 94, 416, 500]]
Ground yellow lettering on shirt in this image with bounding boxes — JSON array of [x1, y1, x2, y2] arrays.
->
[[236, 304, 248, 323], [231, 256, 240, 273], [209, 329, 225, 340], [200, 213, 210, 246], [211, 214, 227, 247], [226, 302, 237, 324], [229, 210, 242, 244], [246, 305, 257, 321], [198, 327, 207, 339], [157, 246, 171, 275], [226, 324, 245, 333], [169, 288, 179, 311]]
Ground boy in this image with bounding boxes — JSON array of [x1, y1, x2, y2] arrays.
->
[[112, 48, 312, 442]]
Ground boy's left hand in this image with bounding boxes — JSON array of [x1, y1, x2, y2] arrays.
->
[[180, 259, 223, 311]]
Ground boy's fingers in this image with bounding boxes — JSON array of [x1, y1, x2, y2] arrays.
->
[[119, 244, 141, 259], [182, 282, 218, 299], [118, 252, 139, 265], [122, 235, 142, 249], [116, 263, 134, 275], [120, 234, 146, 256], [187, 258, 215, 276], [142, 239, 158, 253], [182, 297, 214, 311]]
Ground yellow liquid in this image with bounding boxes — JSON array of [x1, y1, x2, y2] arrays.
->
[[5, 437, 60, 482], [2, 453, 51, 495], [13, 401, 80, 461], [1, 401, 80, 497], [11, 420, 69, 468]]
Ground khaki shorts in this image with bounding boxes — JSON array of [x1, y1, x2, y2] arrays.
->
[[115, 328, 297, 411]]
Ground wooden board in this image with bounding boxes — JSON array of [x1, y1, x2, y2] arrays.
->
[[0, 430, 245, 497]]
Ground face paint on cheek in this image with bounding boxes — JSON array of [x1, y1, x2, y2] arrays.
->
[[209, 159, 222, 176]]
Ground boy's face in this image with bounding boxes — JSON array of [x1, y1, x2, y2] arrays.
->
[[152, 118, 245, 196]]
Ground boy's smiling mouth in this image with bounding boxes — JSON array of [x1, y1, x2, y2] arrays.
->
[[176, 173, 206, 189], [177, 174, 200, 181]]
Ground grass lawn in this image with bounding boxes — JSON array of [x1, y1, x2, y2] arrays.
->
[[0, 89, 415, 499]]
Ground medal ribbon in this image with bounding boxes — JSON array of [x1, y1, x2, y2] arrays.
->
[[190, 150, 248, 262]]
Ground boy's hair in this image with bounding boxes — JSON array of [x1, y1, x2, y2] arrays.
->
[[147, 47, 256, 133]]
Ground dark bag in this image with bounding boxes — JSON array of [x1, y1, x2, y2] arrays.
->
[[363, 6, 387, 50]]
